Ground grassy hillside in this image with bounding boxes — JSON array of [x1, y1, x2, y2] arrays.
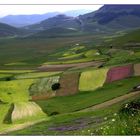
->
[[31, 27, 84, 38], [0, 23, 28, 37], [0, 34, 101, 69], [109, 28, 140, 47]]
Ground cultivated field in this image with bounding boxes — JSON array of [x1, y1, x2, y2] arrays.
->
[[0, 22, 140, 135], [79, 68, 108, 91]]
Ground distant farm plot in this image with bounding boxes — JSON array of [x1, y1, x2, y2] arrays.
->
[[45, 46, 108, 65], [12, 102, 46, 123], [79, 68, 108, 91], [56, 73, 80, 96]]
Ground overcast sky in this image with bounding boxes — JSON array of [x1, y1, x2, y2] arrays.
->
[[0, 5, 103, 17], [0, 0, 138, 17]]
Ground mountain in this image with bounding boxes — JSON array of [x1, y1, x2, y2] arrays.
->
[[79, 5, 140, 31], [0, 23, 23, 37], [26, 5, 140, 34], [0, 10, 92, 28], [0, 12, 60, 27], [27, 14, 81, 31]]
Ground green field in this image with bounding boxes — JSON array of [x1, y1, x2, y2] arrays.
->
[[0, 79, 35, 103]]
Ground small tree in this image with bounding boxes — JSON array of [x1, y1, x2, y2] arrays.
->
[[51, 83, 60, 91]]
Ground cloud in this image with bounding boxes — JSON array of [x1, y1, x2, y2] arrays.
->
[[0, 5, 102, 17]]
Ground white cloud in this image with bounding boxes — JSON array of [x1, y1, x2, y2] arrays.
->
[[0, 0, 139, 17], [0, 0, 139, 4], [0, 5, 102, 17]]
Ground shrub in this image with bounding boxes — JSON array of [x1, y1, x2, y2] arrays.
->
[[119, 100, 140, 117], [51, 83, 60, 91], [5, 77, 12, 81]]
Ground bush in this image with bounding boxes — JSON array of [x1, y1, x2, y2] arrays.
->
[[5, 76, 15, 81], [119, 100, 140, 117], [50, 111, 59, 116], [51, 83, 60, 91]]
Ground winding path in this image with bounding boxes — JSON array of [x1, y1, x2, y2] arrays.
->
[[79, 91, 140, 112]]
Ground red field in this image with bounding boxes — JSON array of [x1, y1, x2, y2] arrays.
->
[[106, 64, 134, 83], [56, 73, 80, 96]]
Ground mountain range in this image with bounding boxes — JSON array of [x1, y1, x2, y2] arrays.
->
[[1, 5, 140, 37], [0, 9, 92, 27]]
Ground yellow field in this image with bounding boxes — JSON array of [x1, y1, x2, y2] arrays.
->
[[12, 102, 47, 123], [79, 68, 108, 91]]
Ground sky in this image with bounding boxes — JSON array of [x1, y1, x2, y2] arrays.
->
[[0, 5, 103, 17], [0, 0, 138, 17]]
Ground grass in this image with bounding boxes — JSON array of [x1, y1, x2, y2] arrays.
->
[[0, 70, 35, 74], [45, 55, 107, 65], [0, 73, 12, 78], [9, 95, 140, 135], [84, 49, 99, 57], [4, 62, 28, 66], [105, 50, 131, 66], [15, 71, 61, 79], [11, 102, 47, 123], [0, 79, 36, 103], [108, 28, 140, 47], [59, 53, 83, 60], [79, 68, 108, 91], [43, 45, 108, 65], [35, 76, 140, 115], [0, 34, 98, 68], [96, 98, 140, 135]]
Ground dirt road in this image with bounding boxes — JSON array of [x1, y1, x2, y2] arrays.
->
[[79, 91, 140, 112]]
